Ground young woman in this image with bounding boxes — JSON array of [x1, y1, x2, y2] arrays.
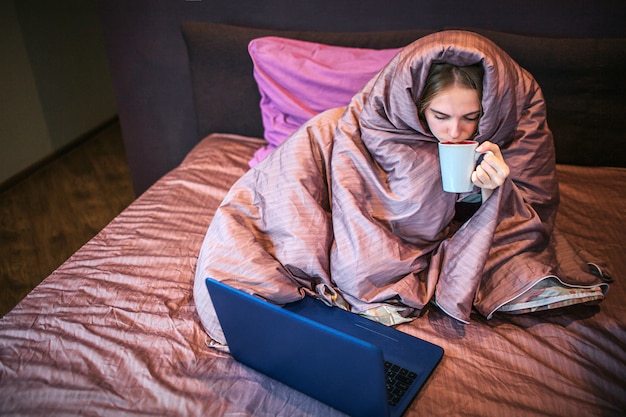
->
[[418, 63, 510, 201], [194, 31, 604, 345]]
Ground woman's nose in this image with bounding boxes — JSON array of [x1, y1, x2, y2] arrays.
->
[[449, 120, 461, 139]]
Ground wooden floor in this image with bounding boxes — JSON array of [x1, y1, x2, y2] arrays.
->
[[0, 120, 135, 317]]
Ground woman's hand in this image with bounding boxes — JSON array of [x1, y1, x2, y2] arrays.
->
[[471, 141, 510, 200]]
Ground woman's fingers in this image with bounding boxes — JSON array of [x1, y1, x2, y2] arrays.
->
[[473, 143, 510, 189]]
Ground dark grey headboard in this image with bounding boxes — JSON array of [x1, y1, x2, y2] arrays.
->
[[181, 23, 435, 142], [182, 23, 626, 169], [97, 0, 626, 195]]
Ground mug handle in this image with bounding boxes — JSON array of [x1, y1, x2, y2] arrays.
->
[[474, 150, 494, 164]]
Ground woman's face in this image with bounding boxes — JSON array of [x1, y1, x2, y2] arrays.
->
[[424, 84, 481, 143]]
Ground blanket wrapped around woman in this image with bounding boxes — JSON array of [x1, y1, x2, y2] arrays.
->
[[194, 30, 608, 344]]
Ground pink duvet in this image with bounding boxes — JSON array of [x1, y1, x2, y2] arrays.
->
[[194, 31, 608, 343]]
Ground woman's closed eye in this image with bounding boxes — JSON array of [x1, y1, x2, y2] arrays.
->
[[430, 110, 449, 120], [430, 109, 481, 121]]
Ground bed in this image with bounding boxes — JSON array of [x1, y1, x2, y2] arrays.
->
[[1, 20, 625, 417]]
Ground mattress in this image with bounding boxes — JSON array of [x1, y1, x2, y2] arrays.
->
[[0, 133, 624, 416]]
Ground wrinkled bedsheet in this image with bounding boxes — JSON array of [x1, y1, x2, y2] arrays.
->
[[0, 133, 625, 416]]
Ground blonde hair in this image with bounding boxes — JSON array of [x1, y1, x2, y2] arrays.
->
[[418, 63, 484, 123]]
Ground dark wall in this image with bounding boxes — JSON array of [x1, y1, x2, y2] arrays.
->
[[97, 0, 625, 195]]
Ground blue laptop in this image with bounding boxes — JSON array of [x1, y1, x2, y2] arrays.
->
[[205, 278, 443, 417]]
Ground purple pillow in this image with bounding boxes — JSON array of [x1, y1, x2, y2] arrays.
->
[[248, 36, 402, 166]]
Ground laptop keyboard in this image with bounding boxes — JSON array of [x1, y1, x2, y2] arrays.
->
[[385, 361, 418, 406]]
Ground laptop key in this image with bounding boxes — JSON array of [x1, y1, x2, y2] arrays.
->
[[384, 362, 418, 406]]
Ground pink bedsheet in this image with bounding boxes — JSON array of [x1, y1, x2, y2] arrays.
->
[[0, 133, 624, 416]]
